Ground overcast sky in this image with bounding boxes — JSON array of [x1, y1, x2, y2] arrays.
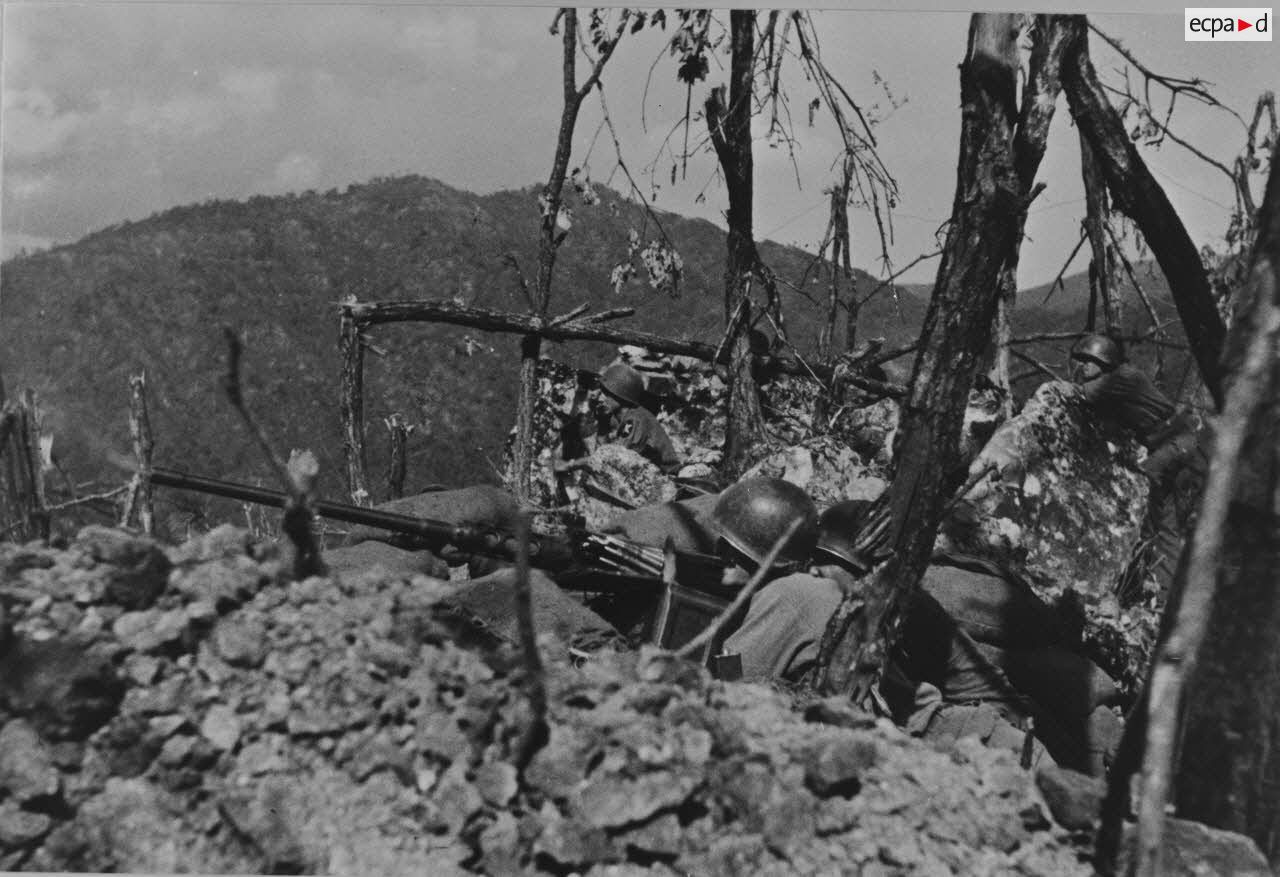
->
[[2, 4, 1274, 289]]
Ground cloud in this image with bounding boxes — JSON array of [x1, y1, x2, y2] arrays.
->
[[271, 152, 322, 192], [123, 88, 228, 141], [219, 68, 281, 116], [2, 88, 90, 160]]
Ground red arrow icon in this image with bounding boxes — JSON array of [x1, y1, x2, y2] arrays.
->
[[1239, 18, 1253, 29]]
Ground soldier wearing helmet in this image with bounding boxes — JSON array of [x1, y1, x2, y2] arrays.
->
[[1070, 333, 1208, 592], [711, 478, 842, 682], [596, 362, 681, 472], [1070, 334, 1185, 456]]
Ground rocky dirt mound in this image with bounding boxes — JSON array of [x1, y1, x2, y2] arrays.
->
[[0, 524, 1113, 874]]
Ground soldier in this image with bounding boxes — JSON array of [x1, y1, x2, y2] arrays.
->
[[707, 478, 826, 681], [1070, 333, 1208, 592], [596, 362, 681, 473]]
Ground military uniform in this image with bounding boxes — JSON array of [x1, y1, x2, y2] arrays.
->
[[596, 362, 682, 473], [722, 571, 840, 683], [722, 554, 1123, 774], [613, 406, 681, 472]]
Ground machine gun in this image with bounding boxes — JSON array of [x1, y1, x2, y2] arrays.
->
[[147, 466, 741, 597]]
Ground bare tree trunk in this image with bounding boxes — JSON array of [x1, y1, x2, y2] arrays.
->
[[844, 291, 862, 355], [1080, 131, 1123, 331], [820, 159, 856, 357], [339, 309, 369, 505], [820, 14, 1069, 698], [384, 413, 412, 501], [1159, 143, 1280, 868], [821, 13, 1026, 696], [1062, 17, 1226, 407], [991, 290, 1015, 417], [19, 391, 50, 541], [707, 10, 770, 476], [0, 403, 24, 537], [121, 371, 155, 534]]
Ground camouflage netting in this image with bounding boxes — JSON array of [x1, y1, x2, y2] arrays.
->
[[956, 381, 1158, 693], [498, 348, 905, 522], [742, 436, 887, 511], [0, 525, 1112, 874]]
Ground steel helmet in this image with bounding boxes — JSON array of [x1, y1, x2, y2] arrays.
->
[[1071, 334, 1123, 370], [598, 362, 646, 407], [711, 477, 819, 567], [815, 499, 876, 573]]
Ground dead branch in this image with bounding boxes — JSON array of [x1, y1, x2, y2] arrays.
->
[[512, 512, 548, 770], [222, 328, 326, 579], [790, 11, 899, 271], [50, 486, 131, 514], [1043, 227, 1092, 309], [547, 302, 590, 328], [763, 310, 825, 389], [581, 307, 634, 324], [713, 296, 752, 366], [1106, 220, 1168, 374], [1011, 349, 1065, 381], [1087, 21, 1245, 125], [594, 87, 681, 262], [675, 518, 804, 660], [857, 250, 943, 308], [868, 342, 918, 367], [502, 253, 536, 311]]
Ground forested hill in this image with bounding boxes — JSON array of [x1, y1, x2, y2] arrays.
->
[[0, 175, 930, 500]]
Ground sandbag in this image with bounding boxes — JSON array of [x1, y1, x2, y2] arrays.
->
[[445, 567, 618, 650], [921, 558, 1069, 648], [601, 492, 721, 553], [343, 485, 521, 546], [325, 541, 450, 582]]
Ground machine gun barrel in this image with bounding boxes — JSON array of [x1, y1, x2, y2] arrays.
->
[[147, 467, 577, 569], [147, 468, 740, 589]]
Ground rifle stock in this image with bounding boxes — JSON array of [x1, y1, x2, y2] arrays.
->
[[147, 467, 736, 594]]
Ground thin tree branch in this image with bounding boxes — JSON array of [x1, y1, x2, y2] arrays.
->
[[1041, 226, 1090, 305], [47, 486, 131, 514], [1011, 348, 1066, 381]]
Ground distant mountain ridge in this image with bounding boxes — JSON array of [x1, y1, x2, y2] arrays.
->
[[0, 173, 1184, 522]]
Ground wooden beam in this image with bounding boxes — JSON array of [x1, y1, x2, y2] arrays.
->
[[340, 299, 907, 398]]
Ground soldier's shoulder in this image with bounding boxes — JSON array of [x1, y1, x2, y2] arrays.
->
[[759, 570, 844, 605]]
